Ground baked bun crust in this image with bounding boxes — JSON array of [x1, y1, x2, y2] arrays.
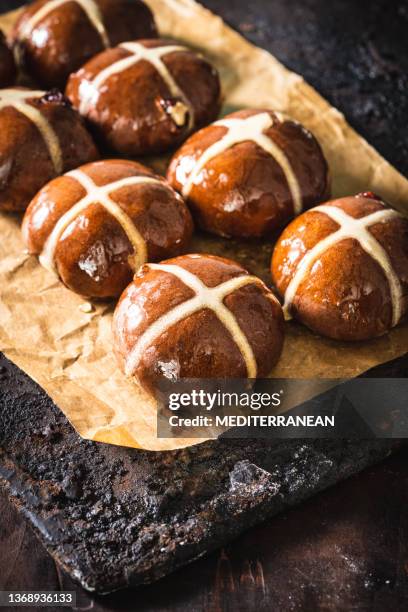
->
[[0, 30, 16, 87], [0, 88, 98, 212], [12, 0, 157, 88], [66, 39, 222, 155], [167, 109, 330, 238], [22, 159, 193, 299], [113, 253, 285, 391], [271, 193, 408, 341]]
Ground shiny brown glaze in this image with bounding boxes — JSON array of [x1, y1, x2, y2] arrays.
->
[[66, 39, 222, 156], [0, 30, 16, 87], [22, 159, 194, 298], [113, 253, 285, 392], [271, 193, 408, 341], [0, 88, 98, 213], [167, 109, 330, 238], [12, 0, 157, 89]]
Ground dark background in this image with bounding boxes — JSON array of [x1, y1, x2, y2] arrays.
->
[[1, 1, 408, 610], [3, 0, 408, 177]]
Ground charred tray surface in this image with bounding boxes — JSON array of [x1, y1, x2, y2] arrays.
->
[[0, 352, 406, 593]]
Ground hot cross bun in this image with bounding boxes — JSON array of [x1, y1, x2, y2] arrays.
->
[[0, 88, 98, 212], [66, 39, 222, 155], [22, 159, 193, 298], [12, 0, 157, 88], [271, 193, 408, 341], [167, 109, 330, 238], [113, 253, 285, 391]]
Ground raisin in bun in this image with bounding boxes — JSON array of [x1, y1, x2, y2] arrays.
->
[[113, 253, 284, 392], [271, 193, 408, 341], [66, 39, 222, 155], [22, 159, 193, 298], [0, 88, 98, 212], [12, 0, 157, 88], [167, 109, 330, 238]]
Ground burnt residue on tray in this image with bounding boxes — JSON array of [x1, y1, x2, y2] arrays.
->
[[0, 353, 404, 593]]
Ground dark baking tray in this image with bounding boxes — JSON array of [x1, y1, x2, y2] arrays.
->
[[0, 352, 406, 593]]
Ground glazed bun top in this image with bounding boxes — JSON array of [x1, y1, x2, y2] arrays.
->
[[0, 30, 16, 87], [22, 159, 193, 298], [113, 253, 285, 390], [271, 193, 408, 341], [0, 87, 98, 212], [167, 109, 330, 238], [12, 0, 157, 88], [66, 39, 222, 155]]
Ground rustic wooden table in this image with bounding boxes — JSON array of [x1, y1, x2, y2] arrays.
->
[[1, 1, 407, 610]]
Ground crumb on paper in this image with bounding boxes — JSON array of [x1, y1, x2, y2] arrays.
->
[[79, 302, 94, 314]]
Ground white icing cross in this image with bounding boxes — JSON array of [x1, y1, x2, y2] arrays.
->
[[124, 262, 277, 379], [0, 88, 63, 173], [283, 204, 404, 327], [78, 42, 194, 130], [39, 168, 166, 275], [18, 0, 109, 48], [181, 112, 303, 215]]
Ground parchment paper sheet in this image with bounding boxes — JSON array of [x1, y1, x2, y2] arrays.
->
[[0, 0, 407, 451]]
